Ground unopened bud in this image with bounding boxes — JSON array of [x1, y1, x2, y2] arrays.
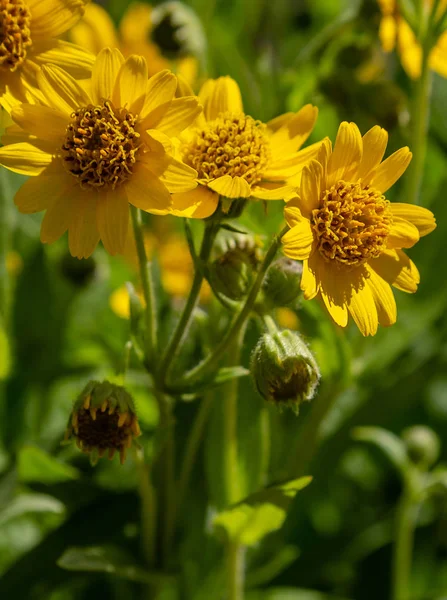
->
[[402, 425, 440, 469], [261, 257, 302, 309], [151, 1, 205, 58], [64, 381, 141, 465], [250, 330, 320, 413]]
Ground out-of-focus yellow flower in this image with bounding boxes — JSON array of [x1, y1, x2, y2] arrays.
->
[[282, 122, 436, 336], [276, 307, 299, 330], [168, 76, 320, 219], [378, 0, 447, 78], [0, 0, 94, 111], [6, 250, 23, 276], [0, 48, 201, 258], [70, 2, 202, 86]]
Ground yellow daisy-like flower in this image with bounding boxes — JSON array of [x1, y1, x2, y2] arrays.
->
[[168, 76, 321, 219], [70, 2, 199, 85], [0, 0, 94, 111], [378, 0, 447, 79], [281, 122, 436, 336], [0, 48, 201, 258]]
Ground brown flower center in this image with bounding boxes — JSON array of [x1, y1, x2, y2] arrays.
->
[[311, 180, 392, 268], [0, 0, 32, 72], [184, 111, 270, 186], [61, 100, 142, 190], [76, 408, 129, 451]]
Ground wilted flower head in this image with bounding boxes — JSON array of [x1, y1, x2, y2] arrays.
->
[[64, 380, 141, 465]]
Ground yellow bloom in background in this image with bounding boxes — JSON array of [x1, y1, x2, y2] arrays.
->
[[69, 1, 203, 86], [0, 0, 94, 111], [378, 0, 447, 78], [0, 48, 201, 258], [282, 122, 436, 336], [169, 76, 320, 219]]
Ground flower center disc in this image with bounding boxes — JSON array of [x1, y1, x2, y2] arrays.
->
[[61, 100, 141, 190], [311, 181, 392, 268], [0, 0, 32, 72], [76, 409, 129, 450], [185, 111, 270, 186]]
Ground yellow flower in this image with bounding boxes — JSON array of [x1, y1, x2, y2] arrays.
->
[[0, 48, 201, 258], [378, 0, 447, 78], [168, 76, 320, 219], [281, 122, 436, 336], [70, 2, 199, 85], [0, 0, 94, 111]]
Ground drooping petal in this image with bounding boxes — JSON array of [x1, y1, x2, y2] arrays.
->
[[91, 48, 125, 104], [37, 65, 91, 116], [125, 163, 172, 213], [96, 187, 129, 255], [370, 249, 420, 293], [281, 219, 314, 260], [269, 104, 318, 160], [199, 77, 243, 121], [0, 142, 54, 175], [390, 203, 436, 237], [318, 261, 349, 328], [28, 0, 86, 39], [68, 188, 100, 258], [14, 170, 70, 213], [40, 182, 77, 243], [139, 71, 177, 120], [370, 147, 412, 193], [357, 125, 388, 182], [301, 253, 319, 300], [11, 104, 67, 143], [387, 216, 420, 249], [365, 265, 397, 327], [348, 281, 379, 336], [327, 122, 362, 187], [112, 55, 148, 112], [170, 186, 219, 219], [208, 175, 251, 198]]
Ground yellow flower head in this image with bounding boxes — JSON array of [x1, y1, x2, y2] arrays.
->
[[0, 48, 202, 258], [281, 122, 436, 336], [0, 0, 94, 111], [378, 0, 447, 79], [168, 76, 320, 219]]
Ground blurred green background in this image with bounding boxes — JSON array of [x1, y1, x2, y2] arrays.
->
[[1, 0, 447, 599]]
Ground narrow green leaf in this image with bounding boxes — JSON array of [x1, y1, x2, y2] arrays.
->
[[352, 426, 409, 476], [0, 493, 64, 527], [17, 445, 80, 484]]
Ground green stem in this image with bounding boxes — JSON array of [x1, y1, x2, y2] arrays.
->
[[130, 206, 157, 363], [263, 314, 279, 336], [158, 219, 219, 386], [392, 485, 417, 600], [134, 447, 157, 568], [171, 226, 288, 391], [227, 542, 245, 600]]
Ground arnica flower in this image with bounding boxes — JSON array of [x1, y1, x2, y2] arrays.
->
[[64, 380, 141, 465], [69, 1, 202, 86], [281, 122, 436, 336], [168, 76, 320, 219], [0, 48, 201, 258], [378, 0, 447, 79], [0, 0, 94, 111]]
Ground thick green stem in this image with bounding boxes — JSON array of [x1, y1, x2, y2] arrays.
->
[[392, 485, 417, 600], [158, 219, 219, 386], [134, 448, 157, 568], [130, 206, 157, 363], [172, 226, 288, 391], [227, 542, 245, 600]]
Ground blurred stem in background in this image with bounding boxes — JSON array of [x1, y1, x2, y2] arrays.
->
[[0, 170, 12, 322], [227, 542, 246, 600], [392, 478, 417, 600]]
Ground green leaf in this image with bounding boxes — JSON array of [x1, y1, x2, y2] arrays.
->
[[247, 588, 353, 600], [352, 427, 410, 476], [17, 445, 80, 484], [246, 545, 300, 588], [219, 224, 248, 235], [57, 546, 170, 585], [0, 493, 64, 527], [213, 477, 312, 546]]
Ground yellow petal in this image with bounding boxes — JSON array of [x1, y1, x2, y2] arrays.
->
[[40, 183, 76, 243], [387, 216, 420, 249], [370, 147, 412, 193], [140, 70, 177, 120], [142, 154, 197, 193], [30, 40, 95, 80], [250, 182, 295, 200], [269, 104, 318, 160], [11, 104, 66, 143], [370, 249, 419, 293], [379, 15, 397, 52], [69, 3, 118, 55], [281, 220, 314, 260], [14, 170, 69, 213], [264, 141, 322, 182], [125, 163, 172, 214], [28, 0, 86, 39], [299, 159, 323, 218], [113, 55, 148, 112], [37, 65, 91, 116], [207, 175, 251, 198], [365, 265, 397, 327], [327, 122, 362, 187], [170, 186, 219, 219], [119, 2, 152, 44], [91, 48, 125, 105], [68, 188, 100, 259], [357, 125, 388, 182], [0, 142, 53, 175], [97, 187, 129, 255], [390, 203, 436, 237], [318, 261, 349, 328], [153, 97, 202, 137], [348, 281, 378, 336], [199, 77, 243, 121], [301, 254, 319, 300]]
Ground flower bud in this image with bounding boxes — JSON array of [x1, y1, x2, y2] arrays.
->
[[402, 425, 440, 469], [64, 381, 141, 465], [261, 257, 302, 309], [250, 330, 320, 413], [151, 1, 205, 59]]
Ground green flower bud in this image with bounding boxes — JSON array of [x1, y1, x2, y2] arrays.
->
[[151, 1, 206, 59], [250, 330, 320, 413], [261, 257, 303, 309], [402, 425, 440, 469], [64, 381, 141, 465]]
